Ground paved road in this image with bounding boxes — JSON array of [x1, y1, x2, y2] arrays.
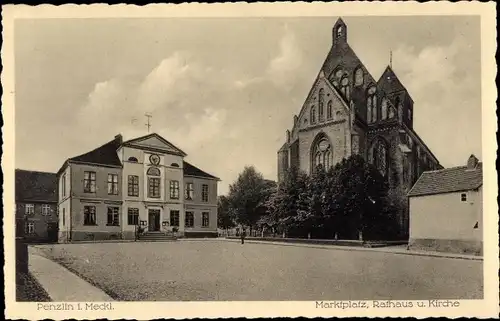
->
[[33, 240, 483, 301]]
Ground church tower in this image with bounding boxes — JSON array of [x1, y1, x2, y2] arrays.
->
[[333, 18, 347, 46]]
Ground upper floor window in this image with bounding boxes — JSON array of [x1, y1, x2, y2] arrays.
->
[[170, 163, 180, 167], [84, 206, 96, 225], [146, 167, 160, 176], [148, 177, 161, 198], [25, 203, 34, 216], [318, 88, 325, 121], [185, 183, 194, 200], [128, 175, 139, 197], [170, 180, 180, 199], [185, 211, 194, 227], [62, 173, 66, 197], [170, 210, 180, 227], [202, 212, 210, 227], [83, 171, 96, 193], [327, 100, 333, 120], [354, 67, 364, 86], [310, 106, 316, 124], [336, 26, 343, 38], [128, 157, 138, 163], [381, 97, 388, 120], [202, 184, 209, 202], [107, 174, 119, 195], [461, 193, 467, 202], [367, 86, 377, 123], [42, 204, 51, 216], [107, 207, 120, 226]]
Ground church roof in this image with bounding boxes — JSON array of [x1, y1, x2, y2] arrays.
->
[[408, 163, 483, 197], [16, 169, 58, 203], [377, 66, 412, 99]]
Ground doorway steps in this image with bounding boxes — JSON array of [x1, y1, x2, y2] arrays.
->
[[139, 231, 178, 242]]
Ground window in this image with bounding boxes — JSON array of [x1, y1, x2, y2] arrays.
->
[[381, 97, 388, 120], [128, 175, 139, 197], [146, 167, 161, 176], [372, 139, 388, 176], [185, 183, 194, 200], [310, 106, 316, 124], [171, 163, 180, 167], [318, 88, 325, 121], [335, 69, 344, 80], [389, 106, 395, 118], [408, 108, 412, 121], [84, 171, 96, 193], [26, 222, 35, 234], [170, 180, 180, 199], [128, 157, 138, 163], [327, 100, 333, 120], [107, 207, 120, 226], [340, 76, 350, 100], [354, 67, 364, 86], [84, 206, 96, 225], [202, 184, 209, 202], [312, 137, 332, 170], [367, 86, 377, 123], [473, 221, 479, 229], [107, 174, 119, 195], [148, 177, 161, 198], [127, 208, 139, 225], [202, 212, 210, 227], [170, 210, 180, 227], [62, 173, 66, 197], [42, 204, 51, 216], [461, 193, 467, 202], [336, 26, 343, 38], [185, 211, 194, 227], [25, 204, 34, 215], [62, 208, 65, 227]]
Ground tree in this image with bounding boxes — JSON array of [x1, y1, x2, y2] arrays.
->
[[227, 166, 272, 235], [217, 195, 235, 232]]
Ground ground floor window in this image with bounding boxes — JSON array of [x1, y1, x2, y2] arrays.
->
[[26, 222, 35, 234], [127, 208, 139, 225], [84, 206, 96, 225], [170, 210, 180, 227], [107, 207, 120, 226], [202, 212, 209, 227], [185, 211, 194, 227]]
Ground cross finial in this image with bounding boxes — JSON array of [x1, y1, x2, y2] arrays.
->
[[390, 50, 393, 69], [145, 113, 152, 133]]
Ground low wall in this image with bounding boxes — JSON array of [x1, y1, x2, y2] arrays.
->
[[409, 238, 483, 256], [226, 236, 408, 247], [185, 231, 218, 238]]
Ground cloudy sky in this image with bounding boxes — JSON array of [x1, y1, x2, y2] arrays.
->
[[15, 16, 481, 195]]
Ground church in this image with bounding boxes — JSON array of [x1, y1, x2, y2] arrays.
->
[[277, 18, 442, 238]]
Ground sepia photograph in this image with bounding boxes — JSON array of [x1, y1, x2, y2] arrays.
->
[[3, 2, 498, 319]]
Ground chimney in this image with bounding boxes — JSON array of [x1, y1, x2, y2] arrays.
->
[[467, 154, 479, 169], [115, 134, 123, 144]]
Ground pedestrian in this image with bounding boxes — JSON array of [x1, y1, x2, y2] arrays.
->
[[241, 228, 246, 244]]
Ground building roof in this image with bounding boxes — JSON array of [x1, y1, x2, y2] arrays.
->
[[408, 162, 483, 197], [15, 169, 58, 202], [184, 161, 219, 180], [122, 133, 188, 157], [69, 136, 123, 167]]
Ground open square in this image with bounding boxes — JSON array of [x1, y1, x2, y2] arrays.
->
[[32, 240, 483, 301]]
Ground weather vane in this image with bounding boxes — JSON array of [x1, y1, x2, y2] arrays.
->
[[145, 113, 152, 133]]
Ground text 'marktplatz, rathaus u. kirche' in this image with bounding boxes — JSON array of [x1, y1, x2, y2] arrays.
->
[[277, 18, 442, 238]]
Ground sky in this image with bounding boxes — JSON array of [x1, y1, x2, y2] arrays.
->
[[15, 16, 482, 195]]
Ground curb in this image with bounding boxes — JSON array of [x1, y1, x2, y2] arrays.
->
[[223, 238, 483, 261]]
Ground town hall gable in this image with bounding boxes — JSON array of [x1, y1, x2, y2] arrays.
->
[[121, 133, 187, 157]]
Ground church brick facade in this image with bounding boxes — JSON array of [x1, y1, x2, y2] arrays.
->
[[277, 18, 442, 238]]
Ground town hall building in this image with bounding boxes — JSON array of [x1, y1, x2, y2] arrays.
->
[[57, 133, 219, 242], [277, 18, 442, 238]]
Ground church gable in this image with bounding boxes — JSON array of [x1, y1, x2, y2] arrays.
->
[[123, 133, 187, 156]]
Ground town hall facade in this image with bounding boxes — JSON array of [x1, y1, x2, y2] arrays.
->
[[277, 18, 442, 238]]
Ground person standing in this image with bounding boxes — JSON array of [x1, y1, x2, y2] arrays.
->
[[241, 227, 246, 244]]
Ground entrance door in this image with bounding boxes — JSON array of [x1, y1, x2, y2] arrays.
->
[[148, 209, 161, 231]]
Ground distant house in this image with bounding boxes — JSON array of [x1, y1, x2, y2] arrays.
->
[[15, 169, 58, 243], [57, 133, 220, 242], [408, 155, 483, 255]]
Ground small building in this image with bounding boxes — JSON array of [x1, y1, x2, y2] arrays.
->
[[15, 169, 58, 243], [408, 155, 483, 255], [57, 133, 220, 242]]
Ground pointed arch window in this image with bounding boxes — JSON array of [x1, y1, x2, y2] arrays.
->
[[318, 88, 325, 121], [388, 106, 395, 118], [354, 67, 364, 87], [327, 100, 333, 120], [312, 137, 333, 171], [381, 97, 388, 120], [310, 106, 316, 124], [336, 26, 343, 38], [371, 139, 388, 176], [367, 86, 377, 123], [341, 76, 350, 101]]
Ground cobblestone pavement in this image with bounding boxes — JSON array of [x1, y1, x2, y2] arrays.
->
[[32, 240, 483, 301]]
